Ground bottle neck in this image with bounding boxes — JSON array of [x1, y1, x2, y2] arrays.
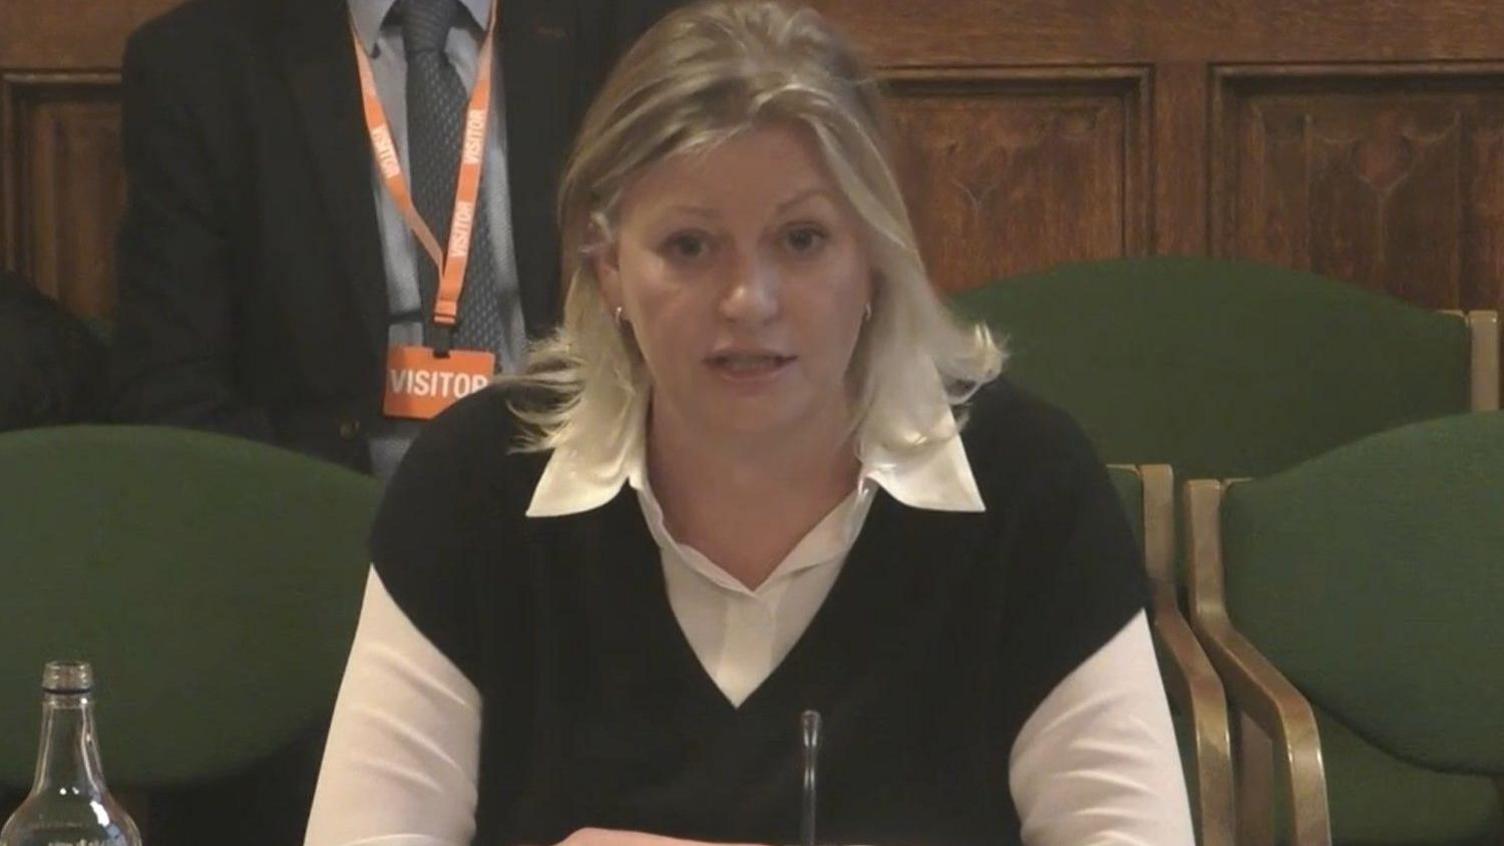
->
[[31, 691, 110, 797]]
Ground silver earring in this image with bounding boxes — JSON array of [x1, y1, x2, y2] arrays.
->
[[613, 306, 625, 326], [863, 302, 873, 323]]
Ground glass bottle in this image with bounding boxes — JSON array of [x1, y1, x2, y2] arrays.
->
[[0, 661, 142, 846]]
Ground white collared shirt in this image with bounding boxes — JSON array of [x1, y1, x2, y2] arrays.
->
[[524, 397, 987, 708], [305, 397, 1194, 846]]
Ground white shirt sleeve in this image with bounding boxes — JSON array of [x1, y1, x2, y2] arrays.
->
[[304, 567, 482, 846], [1008, 610, 1196, 846]]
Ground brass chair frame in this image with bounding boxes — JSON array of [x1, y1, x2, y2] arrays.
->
[[1111, 464, 1234, 846], [1440, 309, 1500, 411], [1168, 311, 1493, 846], [1185, 478, 1333, 846]]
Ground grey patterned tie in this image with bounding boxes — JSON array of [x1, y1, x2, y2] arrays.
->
[[401, 0, 509, 357]]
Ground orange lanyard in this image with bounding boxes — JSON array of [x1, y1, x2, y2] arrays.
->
[[349, 0, 498, 333]]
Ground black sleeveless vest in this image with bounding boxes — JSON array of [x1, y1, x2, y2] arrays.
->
[[371, 380, 1146, 845]]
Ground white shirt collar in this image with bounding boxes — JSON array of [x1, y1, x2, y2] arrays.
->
[[525, 392, 986, 518], [349, 0, 491, 57]]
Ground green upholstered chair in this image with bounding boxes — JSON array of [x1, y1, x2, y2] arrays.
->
[[955, 257, 1499, 844], [1109, 464, 1234, 846], [0, 425, 380, 842], [1185, 412, 1504, 845], [951, 257, 1499, 482]]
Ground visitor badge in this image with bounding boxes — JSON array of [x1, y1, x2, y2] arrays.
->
[[382, 344, 496, 420]]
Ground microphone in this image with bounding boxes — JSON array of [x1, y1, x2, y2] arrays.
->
[[800, 709, 821, 846]]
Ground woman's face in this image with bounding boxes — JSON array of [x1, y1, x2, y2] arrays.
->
[[597, 122, 874, 445]]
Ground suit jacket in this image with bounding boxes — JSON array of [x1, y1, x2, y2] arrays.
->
[[110, 0, 682, 471], [0, 270, 106, 430]]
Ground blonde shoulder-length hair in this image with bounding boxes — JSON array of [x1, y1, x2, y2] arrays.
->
[[501, 0, 1004, 463]]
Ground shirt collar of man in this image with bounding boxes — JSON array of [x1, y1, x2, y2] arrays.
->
[[526, 388, 987, 518], [349, 0, 492, 57]]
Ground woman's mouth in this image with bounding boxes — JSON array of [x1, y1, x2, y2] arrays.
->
[[706, 352, 797, 379]]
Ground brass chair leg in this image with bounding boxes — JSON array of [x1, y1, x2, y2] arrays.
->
[[1239, 712, 1275, 846]]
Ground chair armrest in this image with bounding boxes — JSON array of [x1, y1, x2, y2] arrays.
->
[[1440, 309, 1499, 411], [1132, 464, 1234, 846], [1468, 310, 1499, 411], [1184, 479, 1332, 846], [1150, 585, 1236, 846]]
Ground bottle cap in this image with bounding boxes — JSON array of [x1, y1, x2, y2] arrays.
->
[[42, 660, 94, 694]]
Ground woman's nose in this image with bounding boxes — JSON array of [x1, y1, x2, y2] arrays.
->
[[718, 252, 780, 324]]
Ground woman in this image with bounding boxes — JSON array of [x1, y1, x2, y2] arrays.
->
[[304, 2, 1194, 844]]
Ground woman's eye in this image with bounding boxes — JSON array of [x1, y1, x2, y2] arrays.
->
[[664, 233, 711, 261], [784, 226, 828, 255]]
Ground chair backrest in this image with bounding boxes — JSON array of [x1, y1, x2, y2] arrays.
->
[[951, 257, 1485, 480], [0, 426, 381, 789], [1217, 412, 1504, 774]]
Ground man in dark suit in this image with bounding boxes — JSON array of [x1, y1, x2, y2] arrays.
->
[[109, 0, 683, 477]]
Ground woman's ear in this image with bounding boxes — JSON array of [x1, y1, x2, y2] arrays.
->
[[593, 240, 623, 312]]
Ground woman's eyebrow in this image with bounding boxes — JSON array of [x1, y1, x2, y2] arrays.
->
[[662, 204, 721, 219], [649, 187, 833, 221], [777, 187, 834, 212]]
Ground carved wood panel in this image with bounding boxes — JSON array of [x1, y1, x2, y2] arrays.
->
[[805, 0, 1504, 66], [809, 0, 1504, 316], [0, 0, 178, 319], [1213, 65, 1504, 311], [2, 74, 126, 321], [884, 69, 1150, 292]]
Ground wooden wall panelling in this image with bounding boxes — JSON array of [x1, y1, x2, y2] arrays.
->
[[3, 0, 1502, 313], [1, 73, 125, 320], [1, 75, 14, 271], [883, 67, 1150, 292], [1212, 63, 1504, 312], [0, 0, 184, 69], [1152, 62, 1210, 255], [806, 0, 1504, 66], [0, 0, 180, 318], [812, 0, 1504, 304]]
